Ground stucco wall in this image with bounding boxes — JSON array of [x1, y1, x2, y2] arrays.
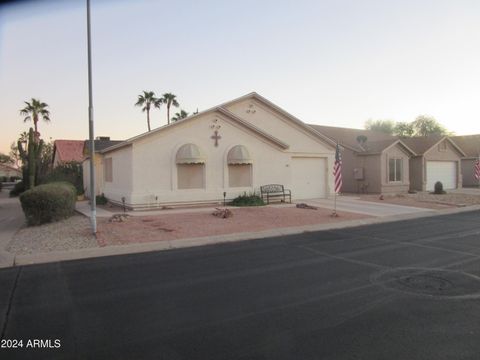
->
[[409, 157, 424, 191], [338, 148, 357, 193], [461, 159, 479, 187], [102, 146, 133, 203], [102, 108, 335, 207], [380, 145, 410, 194], [82, 156, 104, 198], [226, 99, 333, 154]]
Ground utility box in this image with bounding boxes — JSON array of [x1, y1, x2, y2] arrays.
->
[[354, 167, 364, 180]]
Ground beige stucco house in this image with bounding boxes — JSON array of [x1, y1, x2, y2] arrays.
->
[[308, 125, 416, 194], [84, 93, 337, 208], [402, 136, 466, 191], [450, 135, 480, 187], [82, 137, 123, 196], [0, 163, 21, 179]]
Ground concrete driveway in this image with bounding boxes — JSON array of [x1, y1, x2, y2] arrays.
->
[[304, 195, 432, 217], [0, 191, 24, 267], [450, 187, 480, 195]]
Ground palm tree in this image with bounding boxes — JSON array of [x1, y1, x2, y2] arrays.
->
[[19, 98, 50, 137], [135, 91, 161, 131], [160, 93, 179, 125], [171, 110, 189, 122]]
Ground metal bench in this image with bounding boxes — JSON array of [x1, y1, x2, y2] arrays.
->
[[260, 184, 292, 204]]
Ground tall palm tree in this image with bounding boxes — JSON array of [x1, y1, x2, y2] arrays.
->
[[135, 91, 161, 132], [19, 98, 50, 137], [171, 110, 189, 122], [160, 93, 179, 125]]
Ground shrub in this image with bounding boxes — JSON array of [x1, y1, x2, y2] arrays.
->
[[433, 181, 446, 194], [231, 193, 265, 207], [9, 181, 25, 197], [96, 193, 108, 205], [42, 161, 84, 195], [19, 182, 77, 226]]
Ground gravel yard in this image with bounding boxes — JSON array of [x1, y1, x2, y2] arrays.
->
[[7, 214, 98, 255], [96, 206, 369, 246], [6, 206, 369, 255]]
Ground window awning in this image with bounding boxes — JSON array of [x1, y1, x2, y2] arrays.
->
[[176, 143, 205, 164], [227, 145, 252, 165]]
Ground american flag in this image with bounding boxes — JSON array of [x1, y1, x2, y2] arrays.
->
[[475, 159, 480, 180], [334, 144, 342, 193]]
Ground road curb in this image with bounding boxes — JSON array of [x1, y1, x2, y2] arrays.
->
[[10, 205, 480, 267]]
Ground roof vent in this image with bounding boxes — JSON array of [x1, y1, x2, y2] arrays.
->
[[96, 136, 111, 141]]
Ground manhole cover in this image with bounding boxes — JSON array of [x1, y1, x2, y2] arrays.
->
[[371, 268, 480, 298]]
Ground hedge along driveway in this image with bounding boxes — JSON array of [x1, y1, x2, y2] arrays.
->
[[20, 182, 76, 225]]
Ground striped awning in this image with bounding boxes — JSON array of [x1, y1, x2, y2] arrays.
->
[[176, 143, 205, 164], [227, 145, 252, 165]]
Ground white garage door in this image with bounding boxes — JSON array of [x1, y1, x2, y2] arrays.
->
[[426, 161, 457, 191], [291, 157, 326, 199]]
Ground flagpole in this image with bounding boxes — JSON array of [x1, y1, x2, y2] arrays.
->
[[333, 186, 337, 217], [332, 141, 340, 217], [87, 0, 96, 234]]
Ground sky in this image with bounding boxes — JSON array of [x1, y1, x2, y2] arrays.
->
[[1, 0, 480, 155]]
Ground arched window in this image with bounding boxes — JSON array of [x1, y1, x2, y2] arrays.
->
[[176, 144, 205, 189], [227, 145, 252, 187]]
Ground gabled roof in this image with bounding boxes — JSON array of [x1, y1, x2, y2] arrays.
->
[[101, 105, 289, 154], [52, 140, 85, 163], [307, 124, 399, 153], [450, 135, 480, 158], [83, 139, 124, 158], [100, 92, 336, 154], [401, 136, 466, 157], [222, 92, 337, 148]]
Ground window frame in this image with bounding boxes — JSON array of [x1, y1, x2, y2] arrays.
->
[[388, 157, 403, 183], [104, 157, 113, 183]]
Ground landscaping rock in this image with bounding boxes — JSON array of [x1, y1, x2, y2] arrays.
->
[[296, 203, 318, 210], [212, 208, 233, 218], [109, 214, 130, 223]]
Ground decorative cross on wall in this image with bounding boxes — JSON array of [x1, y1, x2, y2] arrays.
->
[[211, 130, 221, 147], [210, 119, 222, 147]]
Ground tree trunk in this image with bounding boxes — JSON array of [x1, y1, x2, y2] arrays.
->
[[147, 109, 151, 132], [167, 105, 170, 125]]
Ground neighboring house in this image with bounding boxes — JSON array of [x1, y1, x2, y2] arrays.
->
[[401, 136, 466, 191], [82, 137, 124, 197], [84, 92, 337, 208], [308, 125, 416, 194], [450, 135, 480, 187], [52, 140, 85, 167], [0, 163, 21, 179]]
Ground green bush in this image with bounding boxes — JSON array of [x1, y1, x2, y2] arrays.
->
[[9, 181, 25, 197], [230, 193, 265, 207], [42, 161, 84, 195], [433, 181, 446, 194], [96, 193, 108, 205], [19, 182, 77, 226]]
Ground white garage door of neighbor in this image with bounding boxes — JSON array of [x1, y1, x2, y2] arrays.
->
[[291, 157, 326, 199], [426, 161, 457, 191]]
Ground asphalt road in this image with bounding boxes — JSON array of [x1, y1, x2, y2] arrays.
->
[[2, 211, 480, 359]]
